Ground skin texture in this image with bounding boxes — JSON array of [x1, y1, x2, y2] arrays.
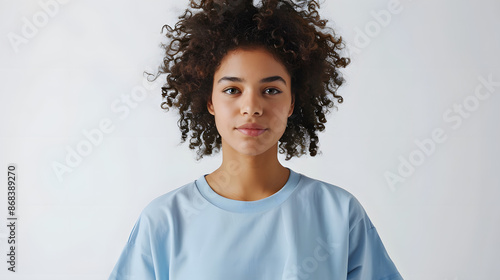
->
[[205, 47, 295, 201]]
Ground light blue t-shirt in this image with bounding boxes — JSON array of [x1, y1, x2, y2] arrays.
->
[[109, 168, 403, 280]]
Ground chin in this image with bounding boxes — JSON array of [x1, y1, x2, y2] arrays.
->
[[237, 144, 277, 157], [236, 148, 266, 157]]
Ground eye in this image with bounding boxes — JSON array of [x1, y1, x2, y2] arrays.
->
[[223, 87, 240, 95], [264, 88, 282, 95]]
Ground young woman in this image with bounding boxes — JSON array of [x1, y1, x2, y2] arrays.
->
[[109, 0, 403, 279]]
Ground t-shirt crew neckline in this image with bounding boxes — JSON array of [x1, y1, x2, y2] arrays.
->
[[195, 168, 301, 213]]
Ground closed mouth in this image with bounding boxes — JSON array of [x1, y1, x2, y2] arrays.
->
[[236, 128, 267, 136]]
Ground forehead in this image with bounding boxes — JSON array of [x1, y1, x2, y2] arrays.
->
[[214, 47, 291, 81]]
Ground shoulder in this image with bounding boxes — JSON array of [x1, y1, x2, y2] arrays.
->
[[124, 178, 201, 244], [297, 173, 353, 199], [141, 179, 198, 216], [294, 172, 369, 227], [297, 173, 362, 206]]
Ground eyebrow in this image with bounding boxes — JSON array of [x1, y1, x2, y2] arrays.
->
[[217, 76, 287, 85]]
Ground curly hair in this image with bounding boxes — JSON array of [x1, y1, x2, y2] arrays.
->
[[147, 0, 350, 160]]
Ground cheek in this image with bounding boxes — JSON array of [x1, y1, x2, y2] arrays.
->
[[269, 106, 291, 128], [214, 112, 232, 131], [214, 103, 233, 118]]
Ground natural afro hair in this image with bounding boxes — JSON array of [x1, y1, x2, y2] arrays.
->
[[147, 0, 350, 160]]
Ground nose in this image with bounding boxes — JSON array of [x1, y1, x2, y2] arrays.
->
[[240, 89, 263, 116]]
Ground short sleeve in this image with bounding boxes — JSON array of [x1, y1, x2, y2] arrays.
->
[[108, 211, 169, 280], [347, 200, 403, 280]]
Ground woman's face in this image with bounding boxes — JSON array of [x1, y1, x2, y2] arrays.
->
[[207, 47, 295, 158]]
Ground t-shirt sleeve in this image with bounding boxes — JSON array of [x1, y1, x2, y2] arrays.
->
[[346, 198, 403, 280], [108, 211, 168, 280]]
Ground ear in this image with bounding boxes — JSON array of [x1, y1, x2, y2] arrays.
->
[[288, 94, 295, 117], [207, 98, 215, 115]]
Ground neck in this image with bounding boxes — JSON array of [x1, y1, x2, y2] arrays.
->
[[205, 143, 290, 201]]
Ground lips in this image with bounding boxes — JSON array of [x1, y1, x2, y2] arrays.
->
[[236, 123, 267, 136]]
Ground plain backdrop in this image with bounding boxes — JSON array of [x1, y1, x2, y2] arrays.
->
[[1, 0, 499, 279]]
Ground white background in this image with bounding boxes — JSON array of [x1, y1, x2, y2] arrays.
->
[[1, 0, 499, 279]]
